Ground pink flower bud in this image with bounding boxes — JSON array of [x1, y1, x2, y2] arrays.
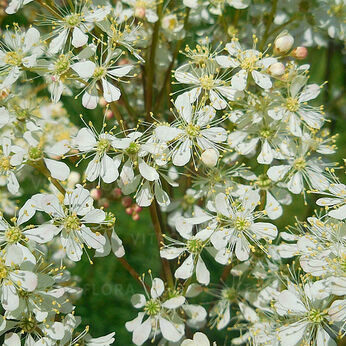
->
[[106, 109, 114, 119], [133, 205, 142, 213], [122, 196, 133, 208], [126, 207, 133, 215], [268, 62, 285, 77], [201, 148, 219, 167], [274, 31, 294, 55], [135, 6, 146, 18], [99, 198, 109, 209], [112, 188, 122, 199], [99, 97, 107, 107], [90, 188, 102, 200], [291, 46, 308, 60], [132, 213, 140, 221]]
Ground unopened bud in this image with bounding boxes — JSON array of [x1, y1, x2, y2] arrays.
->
[[135, 6, 146, 18], [106, 109, 114, 119], [291, 46, 308, 60], [133, 205, 142, 213], [268, 62, 285, 77], [112, 188, 122, 199], [99, 97, 107, 107], [122, 196, 133, 208], [274, 31, 294, 55], [125, 207, 133, 215], [201, 148, 219, 167], [90, 188, 102, 200], [132, 213, 140, 221]]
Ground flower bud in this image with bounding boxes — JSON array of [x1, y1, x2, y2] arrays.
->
[[122, 196, 133, 208], [99, 198, 109, 209], [133, 205, 142, 213], [106, 109, 114, 120], [274, 31, 294, 55], [90, 188, 102, 200], [291, 46, 308, 60], [132, 213, 140, 221], [99, 97, 107, 107], [268, 62, 285, 77], [112, 188, 122, 199], [201, 148, 219, 167], [125, 207, 133, 215], [134, 6, 146, 18]]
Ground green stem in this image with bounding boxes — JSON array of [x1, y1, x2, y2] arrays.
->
[[145, 3, 163, 119], [259, 0, 278, 50], [149, 201, 174, 288]]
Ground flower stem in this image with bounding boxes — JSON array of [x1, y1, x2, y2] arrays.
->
[[149, 201, 174, 288], [259, 0, 278, 50]]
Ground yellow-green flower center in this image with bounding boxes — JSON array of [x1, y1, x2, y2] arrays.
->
[[28, 146, 43, 161], [256, 174, 272, 190], [64, 213, 81, 232], [307, 308, 325, 323], [0, 262, 8, 280], [328, 4, 345, 17], [260, 127, 273, 139], [55, 54, 70, 75], [65, 13, 82, 27], [240, 54, 259, 71], [97, 138, 110, 156], [19, 317, 37, 333], [286, 97, 299, 112], [93, 66, 106, 80], [0, 156, 11, 171], [5, 226, 23, 244], [222, 287, 237, 302], [5, 51, 22, 66], [186, 123, 200, 137], [294, 157, 306, 171], [199, 74, 215, 90], [126, 142, 140, 155], [187, 238, 204, 254], [235, 217, 251, 231], [144, 298, 161, 316]]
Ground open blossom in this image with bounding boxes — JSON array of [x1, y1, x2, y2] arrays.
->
[[0, 27, 41, 89], [174, 64, 239, 109], [268, 77, 325, 136], [32, 185, 107, 262], [73, 126, 120, 185], [215, 38, 276, 91], [0, 137, 25, 195], [274, 279, 345, 346], [161, 228, 212, 285], [316, 182, 346, 219], [126, 277, 185, 345], [47, 4, 111, 54], [71, 49, 133, 109], [155, 94, 228, 166]]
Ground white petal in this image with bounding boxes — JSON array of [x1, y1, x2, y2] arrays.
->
[[159, 317, 183, 342], [44, 158, 70, 181], [151, 278, 164, 298], [267, 165, 290, 181], [196, 257, 210, 285], [138, 158, 159, 181], [231, 69, 247, 90], [172, 139, 191, 166], [251, 70, 272, 89], [175, 254, 194, 279], [72, 27, 88, 48], [71, 61, 96, 79], [102, 78, 121, 103], [235, 236, 250, 261], [82, 91, 99, 109]]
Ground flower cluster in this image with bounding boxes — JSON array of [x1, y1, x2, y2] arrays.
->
[[0, 0, 344, 345]]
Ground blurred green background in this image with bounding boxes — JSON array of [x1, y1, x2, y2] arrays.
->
[[0, 6, 345, 345]]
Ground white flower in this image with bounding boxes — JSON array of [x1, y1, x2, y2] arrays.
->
[[48, 4, 111, 54], [268, 77, 325, 136], [0, 137, 25, 195], [316, 182, 346, 220], [275, 280, 344, 346], [155, 94, 227, 167], [120, 0, 159, 23], [210, 191, 277, 262], [0, 27, 41, 89], [126, 277, 185, 345], [161, 228, 213, 285], [71, 50, 133, 109], [267, 147, 330, 195], [216, 38, 276, 91], [181, 332, 214, 346], [73, 126, 120, 185], [32, 185, 107, 262], [0, 253, 38, 312], [5, 0, 33, 14], [174, 64, 239, 109]]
